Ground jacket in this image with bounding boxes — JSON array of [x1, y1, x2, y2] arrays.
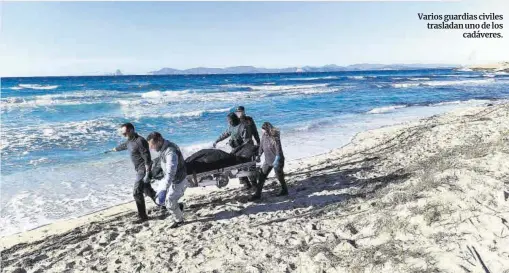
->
[[240, 116, 260, 145], [216, 122, 252, 148], [259, 132, 284, 167], [115, 133, 152, 173], [159, 140, 187, 189]]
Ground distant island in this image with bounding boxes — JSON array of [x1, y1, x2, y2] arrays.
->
[[466, 62, 509, 73], [104, 69, 124, 76], [148, 63, 456, 75]]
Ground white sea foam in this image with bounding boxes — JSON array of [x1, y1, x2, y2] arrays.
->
[[18, 84, 59, 90], [430, 99, 491, 107], [1, 90, 133, 109], [1, 118, 119, 153], [391, 83, 421, 88], [1, 84, 339, 110], [292, 119, 336, 132], [127, 84, 337, 105], [409, 77, 431, 81], [159, 108, 231, 119], [391, 79, 496, 88], [347, 76, 365, 80], [28, 157, 50, 166], [239, 83, 330, 91], [288, 76, 339, 81], [367, 105, 408, 114], [423, 79, 495, 86]]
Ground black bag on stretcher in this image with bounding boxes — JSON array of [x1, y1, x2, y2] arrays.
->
[[150, 149, 235, 179], [185, 143, 259, 174], [184, 149, 238, 175], [150, 143, 259, 184]]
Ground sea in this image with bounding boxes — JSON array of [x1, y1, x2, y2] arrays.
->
[[2, 69, 509, 236]]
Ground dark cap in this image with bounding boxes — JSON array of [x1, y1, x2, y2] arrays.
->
[[235, 106, 245, 112]]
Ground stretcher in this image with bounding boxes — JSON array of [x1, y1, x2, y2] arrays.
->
[[186, 159, 259, 188]]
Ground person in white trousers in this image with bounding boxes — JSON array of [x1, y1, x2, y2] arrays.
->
[[147, 132, 188, 228]]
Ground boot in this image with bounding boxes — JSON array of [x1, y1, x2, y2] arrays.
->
[[276, 188, 289, 197], [169, 221, 184, 229], [276, 173, 288, 197], [135, 200, 149, 221], [249, 176, 258, 188], [249, 178, 265, 201], [144, 184, 157, 205], [133, 217, 148, 224], [240, 177, 252, 190]]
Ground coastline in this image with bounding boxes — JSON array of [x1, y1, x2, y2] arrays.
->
[[2, 102, 509, 272], [467, 61, 509, 73]]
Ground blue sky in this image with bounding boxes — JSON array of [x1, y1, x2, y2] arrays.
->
[[1, 1, 508, 76]]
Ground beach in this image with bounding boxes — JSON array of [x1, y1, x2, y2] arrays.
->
[[4, 69, 509, 237], [2, 102, 508, 273]]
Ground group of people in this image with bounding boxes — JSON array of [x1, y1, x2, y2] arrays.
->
[[108, 106, 287, 228]]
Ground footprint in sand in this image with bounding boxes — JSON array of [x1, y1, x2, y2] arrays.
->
[[77, 245, 93, 256], [98, 232, 120, 246], [127, 226, 143, 234], [200, 223, 213, 232]]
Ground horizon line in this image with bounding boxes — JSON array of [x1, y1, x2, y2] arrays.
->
[[1, 62, 463, 78]]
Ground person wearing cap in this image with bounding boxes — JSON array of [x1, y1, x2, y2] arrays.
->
[[235, 106, 260, 146], [234, 106, 260, 189]]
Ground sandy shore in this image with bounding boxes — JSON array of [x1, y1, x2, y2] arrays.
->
[[2, 103, 509, 273]]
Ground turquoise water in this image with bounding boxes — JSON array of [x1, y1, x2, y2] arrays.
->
[[1, 69, 509, 235]]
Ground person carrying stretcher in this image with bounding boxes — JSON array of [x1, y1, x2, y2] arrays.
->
[[147, 132, 187, 228], [213, 112, 256, 188], [213, 112, 253, 151]]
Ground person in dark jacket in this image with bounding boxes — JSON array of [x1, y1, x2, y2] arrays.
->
[[213, 112, 252, 150], [235, 106, 260, 146], [147, 132, 187, 228], [108, 123, 156, 223], [213, 112, 254, 189], [235, 106, 260, 189], [250, 122, 288, 200]]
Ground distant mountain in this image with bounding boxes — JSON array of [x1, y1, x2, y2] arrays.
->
[[149, 64, 456, 75]]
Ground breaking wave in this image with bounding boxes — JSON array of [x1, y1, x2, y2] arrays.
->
[[17, 84, 59, 90], [367, 105, 408, 114]]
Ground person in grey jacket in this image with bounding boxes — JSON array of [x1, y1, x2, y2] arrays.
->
[[213, 112, 254, 189], [108, 123, 156, 223], [250, 122, 288, 200], [147, 132, 187, 228], [213, 112, 252, 152]]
